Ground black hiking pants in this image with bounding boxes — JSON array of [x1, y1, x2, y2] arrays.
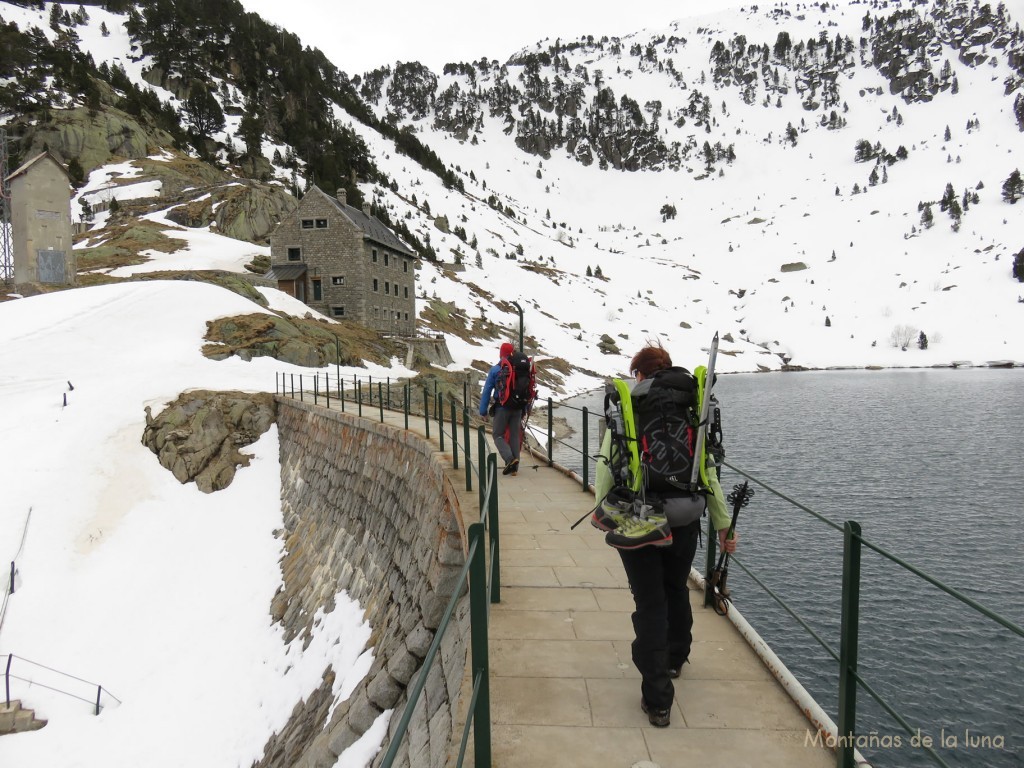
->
[[617, 519, 701, 710]]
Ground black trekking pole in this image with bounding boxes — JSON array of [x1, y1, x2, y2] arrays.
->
[[708, 481, 753, 616]]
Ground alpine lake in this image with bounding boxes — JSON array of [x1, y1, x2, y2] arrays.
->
[[549, 368, 1024, 768]]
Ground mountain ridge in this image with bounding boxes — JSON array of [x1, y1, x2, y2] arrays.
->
[[1, 0, 1023, 394]]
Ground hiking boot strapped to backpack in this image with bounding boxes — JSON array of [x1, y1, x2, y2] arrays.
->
[[595, 336, 720, 550]]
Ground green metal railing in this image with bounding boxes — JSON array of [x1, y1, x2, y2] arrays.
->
[[275, 371, 499, 768], [534, 402, 1024, 768]]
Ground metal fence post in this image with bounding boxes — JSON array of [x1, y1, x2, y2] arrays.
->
[[451, 400, 459, 471], [357, 382, 363, 417], [423, 388, 430, 439], [438, 395, 445, 451], [340, 379, 345, 412], [325, 373, 330, 408], [299, 374, 304, 402], [95, 685, 102, 715], [437, 393, 444, 440], [313, 373, 318, 405], [404, 384, 410, 430], [487, 453, 501, 603], [378, 383, 384, 423], [468, 523, 491, 768], [290, 373, 294, 398], [477, 426, 487, 510], [837, 520, 862, 768], [547, 397, 553, 467], [464, 407, 472, 492], [581, 406, 589, 491], [5, 654, 11, 707]]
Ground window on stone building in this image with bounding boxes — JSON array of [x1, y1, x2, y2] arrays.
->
[[393, 284, 399, 296], [404, 312, 409, 321], [315, 219, 328, 228], [287, 247, 301, 261], [374, 307, 380, 319], [331, 306, 345, 317], [301, 219, 314, 229], [312, 279, 322, 301], [384, 253, 389, 266], [404, 286, 409, 299], [331, 275, 345, 286], [385, 281, 390, 294], [373, 279, 378, 292], [372, 249, 378, 262], [403, 260, 409, 273]]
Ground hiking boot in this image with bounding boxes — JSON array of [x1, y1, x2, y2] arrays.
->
[[590, 487, 634, 531], [502, 459, 519, 476], [604, 514, 672, 550], [590, 508, 617, 531], [641, 699, 671, 728]]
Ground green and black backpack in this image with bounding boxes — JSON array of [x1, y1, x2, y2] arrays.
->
[[591, 365, 718, 549]]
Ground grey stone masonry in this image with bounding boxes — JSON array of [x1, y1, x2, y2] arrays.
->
[[0, 701, 47, 735], [267, 187, 417, 333], [252, 397, 470, 768]]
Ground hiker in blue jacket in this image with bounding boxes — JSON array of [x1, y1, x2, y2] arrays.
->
[[479, 342, 523, 476]]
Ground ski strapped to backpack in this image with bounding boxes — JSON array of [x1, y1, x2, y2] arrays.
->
[[496, 349, 537, 409], [584, 334, 721, 550], [690, 332, 719, 491]]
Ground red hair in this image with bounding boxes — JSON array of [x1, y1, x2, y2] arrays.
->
[[629, 343, 672, 378]]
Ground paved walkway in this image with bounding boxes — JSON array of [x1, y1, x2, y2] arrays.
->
[[326, 399, 834, 768]]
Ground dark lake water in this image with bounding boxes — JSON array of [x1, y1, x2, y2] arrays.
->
[[549, 369, 1024, 768]]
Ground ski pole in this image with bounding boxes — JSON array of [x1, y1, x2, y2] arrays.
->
[[709, 481, 752, 614]]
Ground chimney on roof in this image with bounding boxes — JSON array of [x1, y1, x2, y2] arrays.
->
[[362, 202, 372, 217], [336, 188, 347, 205]]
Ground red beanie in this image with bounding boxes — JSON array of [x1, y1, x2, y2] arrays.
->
[[499, 342, 514, 358]]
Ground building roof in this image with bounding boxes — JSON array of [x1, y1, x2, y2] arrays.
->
[[5, 151, 70, 183], [315, 187, 416, 258], [265, 264, 308, 281]]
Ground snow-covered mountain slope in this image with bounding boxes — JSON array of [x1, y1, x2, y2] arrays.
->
[[2, 0, 1022, 392]]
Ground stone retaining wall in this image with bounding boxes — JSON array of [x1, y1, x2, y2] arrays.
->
[[256, 397, 470, 768]]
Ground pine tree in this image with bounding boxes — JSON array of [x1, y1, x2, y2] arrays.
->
[[921, 204, 934, 229], [1002, 170, 1023, 203], [184, 86, 225, 141], [917, 331, 928, 350], [66, 156, 84, 187], [940, 183, 956, 212]]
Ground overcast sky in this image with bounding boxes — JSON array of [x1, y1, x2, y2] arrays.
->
[[237, 0, 744, 74]]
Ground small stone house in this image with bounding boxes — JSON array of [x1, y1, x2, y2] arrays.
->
[[267, 186, 417, 334], [6, 151, 75, 287]]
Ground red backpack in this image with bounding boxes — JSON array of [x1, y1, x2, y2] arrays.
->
[[496, 351, 536, 408]]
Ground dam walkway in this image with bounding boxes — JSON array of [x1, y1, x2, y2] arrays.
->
[[314, 394, 834, 768]]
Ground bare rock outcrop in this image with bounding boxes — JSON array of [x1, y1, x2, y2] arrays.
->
[[142, 391, 276, 493]]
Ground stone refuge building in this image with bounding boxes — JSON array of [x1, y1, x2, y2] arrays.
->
[[6, 151, 75, 287], [266, 186, 417, 335]]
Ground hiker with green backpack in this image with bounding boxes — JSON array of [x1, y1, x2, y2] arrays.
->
[[591, 340, 737, 728]]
